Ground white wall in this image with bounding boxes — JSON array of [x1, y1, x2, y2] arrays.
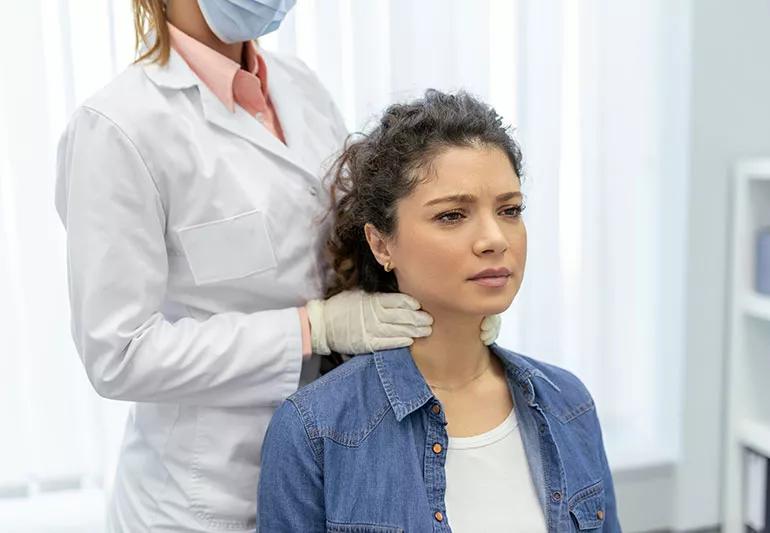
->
[[675, 0, 770, 530]]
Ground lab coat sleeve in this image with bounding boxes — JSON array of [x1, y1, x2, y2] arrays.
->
[[258, 399, 325, 531], [55, 106, 303, 407]]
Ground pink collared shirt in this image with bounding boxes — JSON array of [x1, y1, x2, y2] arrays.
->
[[168, 23, 286, 142], [168, 24, 313, 357]]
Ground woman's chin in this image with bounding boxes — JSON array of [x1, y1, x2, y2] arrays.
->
[[458, 298, 515, 318], [463, 287, 517, 315]]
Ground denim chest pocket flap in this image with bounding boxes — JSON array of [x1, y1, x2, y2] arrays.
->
[[326, 521, 404, 533], [177, 209, 277, 285], [538, 377, 595, 424], [568, 481, 606, 530]]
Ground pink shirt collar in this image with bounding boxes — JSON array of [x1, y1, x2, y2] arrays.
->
[[167, 23, 266, 113]]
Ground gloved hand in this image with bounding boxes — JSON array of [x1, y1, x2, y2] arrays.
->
[[306, 290, 433, 355], [480, 314, 502, 346]]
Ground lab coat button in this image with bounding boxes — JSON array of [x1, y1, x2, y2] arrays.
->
[[308, 186, 318, 196]]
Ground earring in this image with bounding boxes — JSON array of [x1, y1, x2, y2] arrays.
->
[[384, 261, 393, 273]]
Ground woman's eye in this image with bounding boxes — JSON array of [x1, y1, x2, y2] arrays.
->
[[436, 211, 466, 224], [501, 204, 526, 218]]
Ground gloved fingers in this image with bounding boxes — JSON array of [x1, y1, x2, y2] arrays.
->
[[369, 336, 415, 351], [481, 314, 501, 331], [375, 307, 434, 327], [374, 292, 422, 311], [371, 322, 432, 339], [480, 314, 502, 345]]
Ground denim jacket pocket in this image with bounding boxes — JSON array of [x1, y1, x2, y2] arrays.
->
[[568, 480, 606, 530], [326, 521, 404, 533]]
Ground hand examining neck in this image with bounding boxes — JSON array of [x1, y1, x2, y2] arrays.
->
[[165, 0, 244, 64]]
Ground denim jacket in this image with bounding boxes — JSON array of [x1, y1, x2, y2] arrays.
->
[[258, 345, 621, 532]]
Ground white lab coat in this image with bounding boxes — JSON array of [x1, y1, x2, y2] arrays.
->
[[55, 47, 347, 532]]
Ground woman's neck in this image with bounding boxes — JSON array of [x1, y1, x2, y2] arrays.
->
[[410, 311, 490, 388], [166, 0, 245, 64]]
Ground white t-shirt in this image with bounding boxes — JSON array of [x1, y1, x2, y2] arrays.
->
[[444, 409, 547, 532]]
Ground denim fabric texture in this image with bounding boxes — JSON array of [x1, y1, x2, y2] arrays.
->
[[258, 345, 621, 532]]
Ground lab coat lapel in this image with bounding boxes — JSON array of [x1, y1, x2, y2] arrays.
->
[[144, 49, 318, 181], [262, 53, 311, 161]]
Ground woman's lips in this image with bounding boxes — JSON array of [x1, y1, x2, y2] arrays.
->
[[468, 267, 512, 288], [470, 275, 511, 288]]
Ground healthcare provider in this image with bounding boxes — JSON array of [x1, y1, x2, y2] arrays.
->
[[52, 0, 466, 531]]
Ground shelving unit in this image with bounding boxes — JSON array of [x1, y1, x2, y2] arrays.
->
[[722, 159, 770, 532]]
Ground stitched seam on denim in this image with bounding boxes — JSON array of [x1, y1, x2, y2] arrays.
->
[[294, 358, 370, 399], [499, 349, 562, 394], [570, 514, 602, 529], [568, 481, 605, 529], [536, 406, 553, 532], [532, 372, 562, 392], [374, 352, 401, 417], [567, 480, 604, 508], [500, 356, 532, 386], [318, 402, 392, 447], [400, 391, 433, 416], [424, 411, 443, 520], [551, 398, 596, 424], [539, 392, 594, 422], [373, 351, 434, 419], [325, 520, 404, 532], [288, 398, 324, 468]]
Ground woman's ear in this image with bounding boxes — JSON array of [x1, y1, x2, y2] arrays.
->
[[364, 223, 392, 268]]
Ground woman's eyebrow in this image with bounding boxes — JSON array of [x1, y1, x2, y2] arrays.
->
[[423, 191, 522, 207]]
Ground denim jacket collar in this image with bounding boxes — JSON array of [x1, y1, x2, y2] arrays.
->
[[373, 344, 561, 422]]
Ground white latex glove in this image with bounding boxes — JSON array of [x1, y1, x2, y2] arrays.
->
[[306, 290, 433, 355], [480, 314, 502, 346]]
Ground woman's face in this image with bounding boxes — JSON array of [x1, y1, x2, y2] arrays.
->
[[368, 145, 527, 318]]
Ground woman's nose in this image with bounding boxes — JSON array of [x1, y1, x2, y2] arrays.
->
[[472, 219, 508, 256]]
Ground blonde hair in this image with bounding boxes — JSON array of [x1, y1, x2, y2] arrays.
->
[[133, 0, 170, 65]]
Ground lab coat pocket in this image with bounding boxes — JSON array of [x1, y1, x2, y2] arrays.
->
[[189, 406, 265, 530], [178, 209, 277, 285]]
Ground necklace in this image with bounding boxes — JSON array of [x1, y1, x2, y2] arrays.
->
[[427, 358, 491, 392]]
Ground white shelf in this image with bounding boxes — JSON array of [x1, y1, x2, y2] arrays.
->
[[744, 292, 770, 321], [740, 419, 770, 459], [722, 158, 770, 533], [736, 158, 770, 181]]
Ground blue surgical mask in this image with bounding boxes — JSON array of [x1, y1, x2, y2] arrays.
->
[[197, 0, 296, 44]]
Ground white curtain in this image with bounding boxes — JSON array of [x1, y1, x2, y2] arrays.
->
[[261, 0, 690, 464], [0, 0, 689, 530]]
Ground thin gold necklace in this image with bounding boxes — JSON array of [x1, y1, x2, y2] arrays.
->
[[427, 358, 491, 393]]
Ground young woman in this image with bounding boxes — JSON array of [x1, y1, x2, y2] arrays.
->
[[258, 90, 621, 532], [53, 1, 487, 531]]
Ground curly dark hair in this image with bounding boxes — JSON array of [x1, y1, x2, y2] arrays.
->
[[324, 89, 524, 299]]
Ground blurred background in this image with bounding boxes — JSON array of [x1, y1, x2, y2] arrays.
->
[[1, 0, 769, 531]]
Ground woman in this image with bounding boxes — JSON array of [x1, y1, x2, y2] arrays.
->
[[258, 90, 621, 532], [53, 1, 503, 531]]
